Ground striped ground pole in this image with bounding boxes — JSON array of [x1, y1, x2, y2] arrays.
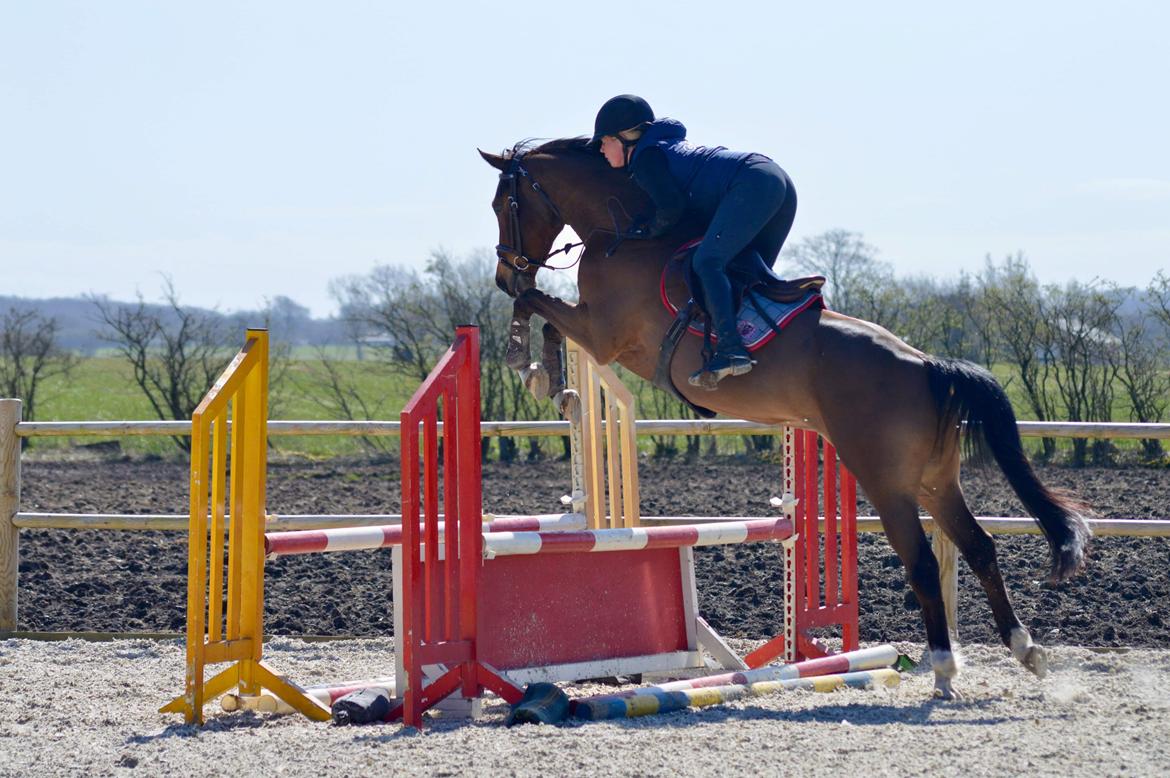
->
[[263, 513, 587, 557], [572, 668, 901, 721], [653, 644, 898, 693], [481, 518, 793, 558]]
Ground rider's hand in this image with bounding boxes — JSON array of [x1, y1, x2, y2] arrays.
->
[[625, 216, 651, 239]]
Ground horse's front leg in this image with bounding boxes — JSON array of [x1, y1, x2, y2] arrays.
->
[[506, 299, 534, 370], [513, 289, 610, 422], [506, 298, 553, 400], [538, 321, 580, 422], [540, 321, 567, 397]]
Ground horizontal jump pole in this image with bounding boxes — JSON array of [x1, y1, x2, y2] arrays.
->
[[571, 667, 901, 721], [481, 518, 793, 558], [264, 513, 587, 557], [14, 512, 1170, 538], [651, 644, 898, 693], [15, 418, 1170, 440], [638, 515, 1170, 538]]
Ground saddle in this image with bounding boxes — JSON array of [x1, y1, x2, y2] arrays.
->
[[653, 238, 826, 416], [667, 237, 826, 308]]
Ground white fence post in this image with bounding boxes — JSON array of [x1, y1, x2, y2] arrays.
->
[[0, 399, 21, 631]]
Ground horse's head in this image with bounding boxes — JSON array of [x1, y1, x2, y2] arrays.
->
[[479, 148, 567, 298]]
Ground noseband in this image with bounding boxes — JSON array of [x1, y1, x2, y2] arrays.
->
[[495, 155, 580, 273]]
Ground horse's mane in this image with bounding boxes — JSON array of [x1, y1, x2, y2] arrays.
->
[[509, 136, 596, 160], [506, 135, 646, 213]]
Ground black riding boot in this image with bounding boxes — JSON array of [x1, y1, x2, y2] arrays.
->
[[688, 274, 754, 390]]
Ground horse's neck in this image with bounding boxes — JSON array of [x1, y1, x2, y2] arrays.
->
[[535, 154, 648, 241], [539, 156, 671, 363]]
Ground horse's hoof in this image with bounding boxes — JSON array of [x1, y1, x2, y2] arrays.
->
[[556, 390, 582, 424], [932, 681, 962, 701], [521, 364, 550, 398], [1011, 627, 1048, 678], [1021, 645, 1048, 678], [929, 649, 961, 700]]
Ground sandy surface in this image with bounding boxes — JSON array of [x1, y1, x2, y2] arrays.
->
[[0, 638, 1167, 777]]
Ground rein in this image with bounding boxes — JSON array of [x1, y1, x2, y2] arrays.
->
[[495, 154, 629, 274]]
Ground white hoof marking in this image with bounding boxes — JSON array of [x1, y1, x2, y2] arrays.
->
[[930, 649, 962, 700], [1011, 627, 1048, 678]]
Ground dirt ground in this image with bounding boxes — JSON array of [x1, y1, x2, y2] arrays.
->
[[14, 455, 1170, 649]]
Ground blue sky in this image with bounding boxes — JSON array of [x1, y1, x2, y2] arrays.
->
[[3, 1, 1167, 316]]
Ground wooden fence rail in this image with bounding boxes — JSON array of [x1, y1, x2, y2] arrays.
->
[[16, 418, 1170, 440]]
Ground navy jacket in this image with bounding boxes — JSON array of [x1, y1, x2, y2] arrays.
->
[[628, 119, 756, 236]]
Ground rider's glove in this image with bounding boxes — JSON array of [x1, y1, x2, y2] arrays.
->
[[625, 216, 651, 240]]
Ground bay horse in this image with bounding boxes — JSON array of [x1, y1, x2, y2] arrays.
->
[[479, 138, 1090, 699]]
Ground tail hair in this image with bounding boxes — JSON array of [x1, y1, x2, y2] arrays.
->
[[925, 357, 1092, 583]]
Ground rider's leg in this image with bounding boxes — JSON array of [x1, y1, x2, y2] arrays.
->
[[688, 158, 787, 387], [750, 167, 797, 268]]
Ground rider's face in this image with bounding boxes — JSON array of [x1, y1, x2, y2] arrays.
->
[[600, 136, 626, 169]]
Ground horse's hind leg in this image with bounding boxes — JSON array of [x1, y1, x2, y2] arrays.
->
[[921, 477, 1048, 678], [865, 488, 960, 699]]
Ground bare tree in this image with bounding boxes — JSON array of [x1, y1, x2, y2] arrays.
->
[[325, 249, 561, 460], [1148, 271, 1170, 330], [976, 254, 1058, 459], [1109, 278, 1170, 460], [330, 264, 440, 383], [1110, 316, 1169, 460], [782, 229, 895, 321], [0, 308, 78, 428], [1041, 279, 1124, 466], [952, 271, 998, 367], [90, 280, 236, 450]]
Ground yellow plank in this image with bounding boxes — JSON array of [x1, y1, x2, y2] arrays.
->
[[254, 662, 332, 722], [209, 411, 227, 642], [619, 401, 640, 528], [604, 389, 621, 529], [202, 638, 254, 665]]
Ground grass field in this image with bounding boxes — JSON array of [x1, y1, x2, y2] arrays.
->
[[19, 353, 1166, 463], [27, 357, 420, 458]]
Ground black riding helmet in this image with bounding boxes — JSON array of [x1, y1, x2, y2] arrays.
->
[[589, 94, 654, 147]]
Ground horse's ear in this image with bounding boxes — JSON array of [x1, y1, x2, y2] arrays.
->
[[478, 148, 509, 171]]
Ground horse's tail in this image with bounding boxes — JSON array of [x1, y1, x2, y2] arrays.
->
[[924, 357, 1092, 583]]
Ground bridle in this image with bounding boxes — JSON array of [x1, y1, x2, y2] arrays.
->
[[494, 154, 585, 273]]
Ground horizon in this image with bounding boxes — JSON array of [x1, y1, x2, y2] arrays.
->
[[3, 2, 1167, 317]]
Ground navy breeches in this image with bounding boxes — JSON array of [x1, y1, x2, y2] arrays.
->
[[691, 156, 797, 293]]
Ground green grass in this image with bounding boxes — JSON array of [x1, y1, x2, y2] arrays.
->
[[26, 357, 420, 459], [20, 355, 1166, 463]]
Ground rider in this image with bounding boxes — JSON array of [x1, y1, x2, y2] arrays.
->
[[589, 94, 797, 388]]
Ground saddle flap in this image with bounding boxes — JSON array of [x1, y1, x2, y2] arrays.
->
[[660, 242, 825, 353], [727, 251, 826, 304]]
